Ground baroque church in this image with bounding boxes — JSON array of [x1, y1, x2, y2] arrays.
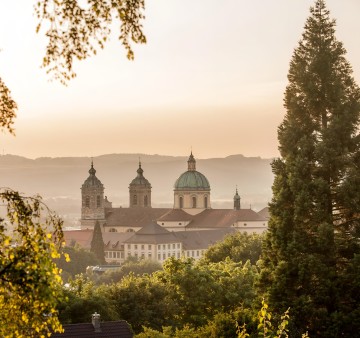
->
[[68, 153, 268, 263]]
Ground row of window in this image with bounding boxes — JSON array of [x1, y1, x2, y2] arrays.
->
[[158, 252, 181, 260], [105, 251, 124, 259], [129, 252, 153, 259], [126, 243, 181, 250], [84, 195, 102, 208], [133, 194, 149, 206], [105, 250, 202, 261], [179, 195, 208, 208], [186, 250, 204, 257]]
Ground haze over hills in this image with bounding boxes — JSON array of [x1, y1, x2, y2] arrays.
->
[[0, 153, 274, 226]]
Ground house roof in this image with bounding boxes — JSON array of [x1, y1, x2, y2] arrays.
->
[[157, 209, 193, 222], [123, 222, 179, 244], [63, 229, 94, 249], [104, 208, 170, 228], [174, 228, 236, 250], [158, 208, 263, 229], [102, 232, 135, 249], [257, 206, 270, 219], [103, 207, 266, 231], [52, 321, 133, 338]]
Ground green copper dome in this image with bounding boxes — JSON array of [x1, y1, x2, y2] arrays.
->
[[174, 152, 210, 190], [174, 170, 210, 190]]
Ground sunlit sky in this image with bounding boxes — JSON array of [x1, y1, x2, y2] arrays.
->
[[1, 1, 360, 159]]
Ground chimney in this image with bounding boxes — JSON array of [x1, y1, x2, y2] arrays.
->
[[92, 312, 101, 332]]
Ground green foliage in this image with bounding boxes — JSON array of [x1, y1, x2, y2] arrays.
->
[[204, 232, 264, 264], [58, 275, 119, 324], [106, 272, 175, 332], [135, 301, 305, 338], [152, 257, 258, 328], [1, 0, 147, 132], [97, 258, 162, 284], [35, 0, 146, 84], [60, 257, 259, 334], [0, 189, 64, 337], [0, 77, 17, 134], [261, 1, 360, 336], [90, 220, 105, 264], [56, 246, 100, 281], [236, 300, 308, 338]]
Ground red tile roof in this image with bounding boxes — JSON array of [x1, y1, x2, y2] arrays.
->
[[63, 229, 94, 249], [104, 208, 170, 228], [158, 208, 263, 229]]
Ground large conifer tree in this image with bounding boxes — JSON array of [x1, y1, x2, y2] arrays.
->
[[261, 1, 360, 336], [90, 221, 106, 264]]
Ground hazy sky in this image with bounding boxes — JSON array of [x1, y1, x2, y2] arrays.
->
[[1, 1, 360, 159]]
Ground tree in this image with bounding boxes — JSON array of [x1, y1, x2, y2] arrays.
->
[[0, 77, 17, 134], [0, 1, 147, 335], [1, 0, 146, 131], [203, 232, 263, 265], [90, 220, 105, 264], [110, 273, 177, 332], [56, 246, 100, 281], [0, 189, 65, 337], [35, 0, 146, 83], [57, 275, 119, 324], [261, 1, 360, 336], [97, 258, 162, 284]]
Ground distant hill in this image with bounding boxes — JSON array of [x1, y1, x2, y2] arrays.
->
[[0, 153, 274, 225]]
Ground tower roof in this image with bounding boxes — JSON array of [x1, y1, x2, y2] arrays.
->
[[234, 187, 241, 200], [129, 161, 151, 187], [82, 161, 103, 188]]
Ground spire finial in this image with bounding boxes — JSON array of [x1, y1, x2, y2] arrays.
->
[[137, 158, 144, 176], [187, 150, 196, 171], [89, 158, 96, 175]]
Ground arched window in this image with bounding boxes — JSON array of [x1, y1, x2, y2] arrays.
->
[[133, 194, 137, 205], [85, 196, 90, 208], [126, 228, 135, 233], [109, 228, 117, 233], [192, 196, 197, 208], [96, 195, 101, 208], [179, 196, 183, 208], [144, 195, 148, 207], [204, 196, 208, 208]]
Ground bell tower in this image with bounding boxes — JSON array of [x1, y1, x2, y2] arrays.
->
[[80, 161, 106, 229], [129, 161, 152, 208], [233, 187, 241, 210]]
